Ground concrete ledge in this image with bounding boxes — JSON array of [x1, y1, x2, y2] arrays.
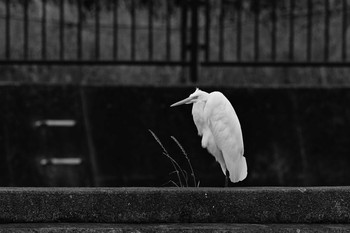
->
[[1, 223, 350, 233], [0, 187, 350, 224]]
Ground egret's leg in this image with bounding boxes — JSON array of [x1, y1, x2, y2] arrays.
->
[[225, 170, 229, 187]]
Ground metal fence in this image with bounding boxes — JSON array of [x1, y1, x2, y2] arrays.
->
[[1, 0, 350, 82]]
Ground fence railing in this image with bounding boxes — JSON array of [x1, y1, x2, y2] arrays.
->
[[1, 0, 350, 82]]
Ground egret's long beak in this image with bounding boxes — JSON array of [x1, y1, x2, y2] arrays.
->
[[170, 96, 194, 107]]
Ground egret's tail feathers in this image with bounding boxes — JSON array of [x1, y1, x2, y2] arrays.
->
[[228, 156, 247, 183]]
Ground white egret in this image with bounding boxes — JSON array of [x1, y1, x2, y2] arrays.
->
[[171, 88, 247, 186]]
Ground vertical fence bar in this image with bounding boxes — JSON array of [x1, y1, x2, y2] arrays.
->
[[289, 0, 294, 61], [254, 0, 259, 61], [42, 0, 47, 59], [23, 0, 29, 59], [131, 0, 136, 60], [59, 0, 65, 60], [148, 0, 153, 60], [204, 0, 210, 61], [219, 0, 225, 61], [271, 0, 277, 61], [113, 0, 119, 60], [77, 0, 82, 60], [95, 0, 100, 60], [5, 0, 10, 59], [166, 0, 171, 60], [342, 0, 347, 61], [180, 0, 188, 62], [190, 0, 199, 82], [324, 0, 329, 61], [307, 0, 312, 61], [236, 0, 242, 61], [113, 0, 118, 60]]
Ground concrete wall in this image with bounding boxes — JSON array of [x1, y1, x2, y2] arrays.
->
[[1, 86, 350, 187], [0, 187, 349, 223], [0, 187, 350, 232]]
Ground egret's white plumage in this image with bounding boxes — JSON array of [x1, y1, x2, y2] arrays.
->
[[171, 88, 247, 183]]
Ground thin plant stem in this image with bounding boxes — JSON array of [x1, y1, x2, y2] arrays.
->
[[149, 130, 199, 187], [149, 129, 183, 187], [171, 136, 198, 187]]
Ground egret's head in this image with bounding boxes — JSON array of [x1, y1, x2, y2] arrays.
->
[[170, 88, 208, 107]]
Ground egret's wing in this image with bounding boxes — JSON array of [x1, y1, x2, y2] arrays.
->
[[193, 100, 227, 174], [205, 92, 247, 183], [204, 131, 227, 175]]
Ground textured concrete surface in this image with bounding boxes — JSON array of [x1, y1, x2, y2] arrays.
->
[[0, 187, 350, 224], [1, 223, 350, 233]]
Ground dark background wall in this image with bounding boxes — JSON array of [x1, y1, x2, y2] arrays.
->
[[1, 85, 350, 187]]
